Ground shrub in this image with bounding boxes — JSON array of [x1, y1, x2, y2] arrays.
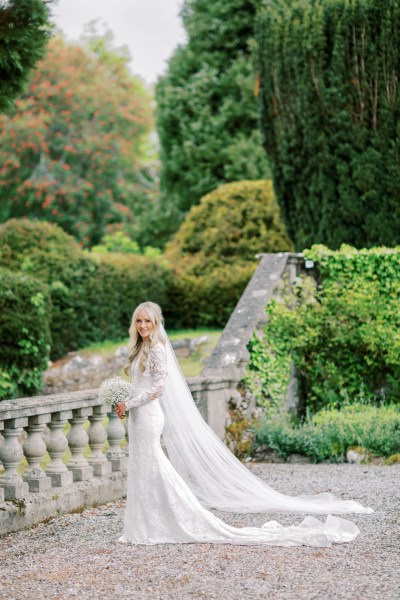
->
[[165, 180, 293, 326], [0, 267, 51, 400], [254, 404, 400, 463], [166, 180, 293, 274], [0, 219, 173, 358], [245, 245, 400, 413], [167, 262, 254, 328]]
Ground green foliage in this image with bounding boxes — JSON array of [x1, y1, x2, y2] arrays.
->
[[166, 180, 292, 273], [165, 180, 292, 327], [244, 332, 292, 408], [155, 0, 270, 241], [0, 267, 51, 399], [245, 245, 400, 413], [91, 232, 140, 255], [256, 0, 400, 250], [167, 262, 254, 329], [91, 231, 161, 257], [0, 30, 154, 246], [254, 403, 400, 462], [0, 218, 171, 359], [0, 0, 52, 114]]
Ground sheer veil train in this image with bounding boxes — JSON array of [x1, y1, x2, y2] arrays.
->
[[159, 324, 373, 516]]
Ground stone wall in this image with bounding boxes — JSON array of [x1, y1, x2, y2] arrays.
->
[[201, 252, 312, 423]]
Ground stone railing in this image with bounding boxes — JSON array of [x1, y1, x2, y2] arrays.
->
[[0, 377, 233, 534]]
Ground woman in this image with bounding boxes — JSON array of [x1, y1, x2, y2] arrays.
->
[[115, 301, 373, 546]]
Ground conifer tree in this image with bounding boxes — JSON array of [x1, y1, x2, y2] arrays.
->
[[256, 0, 400, 250], [155, 0, 269, 243]]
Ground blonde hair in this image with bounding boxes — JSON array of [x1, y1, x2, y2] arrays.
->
[[124, 301, 166, 375]]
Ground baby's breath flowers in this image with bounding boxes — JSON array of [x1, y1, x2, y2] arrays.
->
[[98, 376, 133, 407]]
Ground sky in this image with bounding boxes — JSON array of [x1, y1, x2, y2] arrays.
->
[[51, 0, 187, 84]]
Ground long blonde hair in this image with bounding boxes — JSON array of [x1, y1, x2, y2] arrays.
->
[[124, 301, 166, 375]]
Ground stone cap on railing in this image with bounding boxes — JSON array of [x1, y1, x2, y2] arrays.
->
[[0, 389, 100, 425], [0, 376, 235, 425]]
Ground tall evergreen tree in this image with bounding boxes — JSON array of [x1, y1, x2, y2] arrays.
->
[[155, 0, 270, 243], [256, 0, 400, 250], [0, 0, 52, 113]]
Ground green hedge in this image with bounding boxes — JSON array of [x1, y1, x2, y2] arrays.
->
[[254, 403, 400, 463], [0, 219, 172, 359], [256, 0, 400, 250], [0, 267, 51, 400], [244, 245, 400, 413]]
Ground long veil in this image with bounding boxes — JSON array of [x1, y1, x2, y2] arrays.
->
[[159, 325, 373, 515]]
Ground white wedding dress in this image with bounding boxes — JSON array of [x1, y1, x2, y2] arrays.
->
[[119, 341, 373, 547]]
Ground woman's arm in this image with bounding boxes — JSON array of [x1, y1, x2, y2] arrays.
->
[[125, 344, 167, 410]]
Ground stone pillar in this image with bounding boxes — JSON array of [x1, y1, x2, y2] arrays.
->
[[106, 411, 127, 472], [45, 411, 74, 488], [22, 415, 52, 493], [67, 408, 94, 482], [88, 405, 111, 477], [0, 417, 29, 500]]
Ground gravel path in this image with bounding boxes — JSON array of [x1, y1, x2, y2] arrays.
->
[[1, 464, 399, 600]]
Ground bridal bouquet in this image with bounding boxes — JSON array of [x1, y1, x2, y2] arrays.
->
[[98, 376, 133, 407]]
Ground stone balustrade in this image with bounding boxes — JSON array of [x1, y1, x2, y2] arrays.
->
[[0, 389, 122, 502], [0, 376, 233, 534]]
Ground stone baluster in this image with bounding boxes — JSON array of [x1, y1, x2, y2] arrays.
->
[[67, 407, 93, 481], [87, 405, 111, 477], [45, 411, 74, 488], [22, 414, 52, 492], [106, 411, 127, 472], [0, 417, 29, 500]]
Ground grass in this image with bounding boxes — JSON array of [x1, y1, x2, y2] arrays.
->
[[78, 328, 222, 378]]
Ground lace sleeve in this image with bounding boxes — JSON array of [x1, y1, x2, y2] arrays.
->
[[125, 344, 167, 409]]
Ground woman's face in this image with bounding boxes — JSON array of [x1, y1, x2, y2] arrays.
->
[[136, 310, 154, 339]]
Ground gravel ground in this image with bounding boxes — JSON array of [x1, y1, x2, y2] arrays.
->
[[1, 464, 399, 600]]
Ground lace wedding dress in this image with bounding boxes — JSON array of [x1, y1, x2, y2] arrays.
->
[[119, 340, 373, 547]]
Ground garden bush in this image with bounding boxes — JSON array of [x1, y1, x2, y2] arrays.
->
[[165, 180, 293, 326], [0, 267, 51, 400], [253, 403, 400, 463], [166, 180, 293, 274], [0, 219, 173, 358], [244, 245, 400, 414]]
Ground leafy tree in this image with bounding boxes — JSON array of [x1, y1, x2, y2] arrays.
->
[[0, 31, 153, 245], [0, 0, 52, 113], [155, 0, 270, 243], [256, 0, 400, 250]]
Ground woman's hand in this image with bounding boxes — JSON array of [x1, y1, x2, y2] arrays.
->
[[115, 402, 126, 419]]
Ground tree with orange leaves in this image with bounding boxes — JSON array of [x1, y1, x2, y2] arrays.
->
[[0, 31, 154, 245]]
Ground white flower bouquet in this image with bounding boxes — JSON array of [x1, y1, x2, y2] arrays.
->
[[98, 376, 133, 407]]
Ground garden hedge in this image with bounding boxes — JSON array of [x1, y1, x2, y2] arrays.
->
[[0, 267, 51, 400]]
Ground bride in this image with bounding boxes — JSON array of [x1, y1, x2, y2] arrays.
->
[[115, 301, 373, 546]]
